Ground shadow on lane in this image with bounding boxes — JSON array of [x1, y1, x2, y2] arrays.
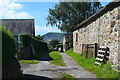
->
[[38, 53, 53, 61], [18, 53, 54, 79], [22, 53, 53, 61], [19, 74, 52, 80]]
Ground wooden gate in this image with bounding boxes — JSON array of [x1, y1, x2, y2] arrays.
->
[[81, 43, 98, 58]]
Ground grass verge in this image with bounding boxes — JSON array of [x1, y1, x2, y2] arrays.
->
[[65, 49, 118, 79], [62, 73, 77, 80], [50, 51, 66, 66], [19, 60, 39, 64]]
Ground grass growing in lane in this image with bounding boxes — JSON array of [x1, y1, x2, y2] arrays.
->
[[62, 73, 77, 80], [65, 49, 118, 79], [19, 60, 39, 64], [50, 51, 66, 66]]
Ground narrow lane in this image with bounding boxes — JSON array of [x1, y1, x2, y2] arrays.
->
[[60, 53, 96, 78], [20, 52, 97, 79]]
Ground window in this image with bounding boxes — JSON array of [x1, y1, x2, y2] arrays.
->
[[14, 36, 18, 43], [76, 33, 78, 42]]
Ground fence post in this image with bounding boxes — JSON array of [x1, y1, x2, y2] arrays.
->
[[86, 45, 88, 58], [94, 43, 97, 58], [81, 44, 84, 56]]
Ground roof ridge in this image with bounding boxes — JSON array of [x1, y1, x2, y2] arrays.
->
[[73, 1, 120, 31]]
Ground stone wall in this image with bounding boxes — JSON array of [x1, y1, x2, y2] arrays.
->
[[73, 4, 120, 69], [118, 6, 120, 71]]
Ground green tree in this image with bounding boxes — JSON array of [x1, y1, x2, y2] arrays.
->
[[49, 39, 60, 48], [47, 2, 102, 32], [1, 25, 16, 64]]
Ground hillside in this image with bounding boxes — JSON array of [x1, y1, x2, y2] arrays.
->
[[42, 32, 64, 44]]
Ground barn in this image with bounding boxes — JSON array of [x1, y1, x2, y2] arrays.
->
[[1, 19, 35, 59], [73, 1, 120, 70], [1, 19, 35, 43]]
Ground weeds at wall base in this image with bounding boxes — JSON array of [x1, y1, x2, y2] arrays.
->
[[65, 49, 118, 79]]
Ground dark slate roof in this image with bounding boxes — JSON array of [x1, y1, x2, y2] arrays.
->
[[1, 19, 35, 36], [73, 0, 120, 31]]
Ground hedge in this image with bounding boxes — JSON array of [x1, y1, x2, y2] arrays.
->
[[19, 34, 49, 59], [32, 37, 48, 58], [18, 34, 31, 48], [1, 25, 16, 64]]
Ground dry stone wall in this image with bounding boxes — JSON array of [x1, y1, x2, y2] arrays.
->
[[73, 5, 120, 69]]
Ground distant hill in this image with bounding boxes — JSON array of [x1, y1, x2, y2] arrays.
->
[[42, 32, 64, 44]]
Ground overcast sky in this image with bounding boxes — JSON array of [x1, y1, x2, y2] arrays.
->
[[0, 0, 111, 36]]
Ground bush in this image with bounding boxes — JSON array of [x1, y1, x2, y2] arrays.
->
[[48, 44, 53, 51], [32, 37, 48, 59], [19, 34, 49, 59], [56, 44, 62, 51], [62, 73, 77, 80], [56, 44, 63, 47], [35, 35, 43, 40], [1, 25, 16, 64], [18, 34, 31, 48], [66, 40, 73, 49], [49, 39, 60, 48]]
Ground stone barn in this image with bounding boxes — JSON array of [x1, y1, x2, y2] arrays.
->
[[1, 19, 35, 59], [73, 2, 120, 70]]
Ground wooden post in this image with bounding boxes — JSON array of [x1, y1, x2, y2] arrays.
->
[[86, 45, 88, 58], [81, 44, 84, 56], [94, 43, 97, 58]]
